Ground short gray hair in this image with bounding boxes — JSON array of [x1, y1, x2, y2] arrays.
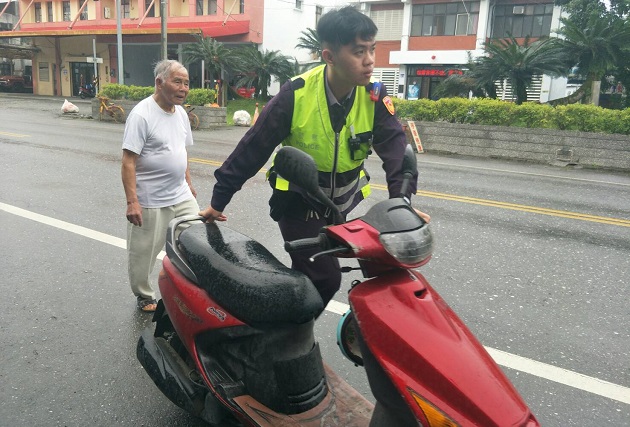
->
[[153, 59, 186, 83]]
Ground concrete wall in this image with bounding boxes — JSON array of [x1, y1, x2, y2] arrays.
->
[[91, 98, 227, 128], [409, 121, 630, 171]]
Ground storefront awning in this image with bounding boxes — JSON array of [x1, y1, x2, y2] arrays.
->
[[0, 20, 250, 39]]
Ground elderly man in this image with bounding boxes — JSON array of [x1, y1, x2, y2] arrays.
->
[[121, 59, 199, 312]]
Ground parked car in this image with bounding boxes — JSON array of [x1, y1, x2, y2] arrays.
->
[[0, 74, 33, 93]]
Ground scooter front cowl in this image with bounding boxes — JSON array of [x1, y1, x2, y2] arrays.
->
[[350, 269, 539, 427]]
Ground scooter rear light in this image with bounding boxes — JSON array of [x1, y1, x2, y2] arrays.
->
[[379, 225, 433, 267], [410, 390, 460, 427]]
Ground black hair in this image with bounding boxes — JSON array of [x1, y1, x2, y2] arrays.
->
[[316, 6, 378, 51]]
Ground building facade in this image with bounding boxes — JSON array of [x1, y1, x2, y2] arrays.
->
[[1, 0, 571, 101], [359, 0, 569, 103], [0, 0, 265, 96]]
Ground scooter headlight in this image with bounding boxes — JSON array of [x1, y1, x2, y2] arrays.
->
[[379, 224, 433, 267]]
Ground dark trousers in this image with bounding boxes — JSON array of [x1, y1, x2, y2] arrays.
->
[[277, 210, 342, 307]]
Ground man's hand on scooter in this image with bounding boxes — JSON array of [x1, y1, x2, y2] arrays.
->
[[199, 206, 227, 222]]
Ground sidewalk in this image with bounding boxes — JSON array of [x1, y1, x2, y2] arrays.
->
[[0, 92, 93, 114]]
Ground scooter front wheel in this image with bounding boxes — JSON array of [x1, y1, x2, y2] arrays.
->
[[369, 402, 413, 427]]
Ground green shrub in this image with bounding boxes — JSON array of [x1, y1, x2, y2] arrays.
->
[[613, 109, 630, 135], [186, 88, 217, 106], [512, 102, 555, 128], [554, 104, 605, 132], [127, 85, 153, 100], [468, 98, 515, 126], [394, 96, 630, 135], [435, 97, 472, 123], [97, 84, 217, 107], [98, 83, 128, 100]]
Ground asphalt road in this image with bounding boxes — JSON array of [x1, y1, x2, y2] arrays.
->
[[1, 94, 629, 426]]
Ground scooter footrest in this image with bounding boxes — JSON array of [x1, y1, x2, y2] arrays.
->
[[206, 361, 247, 399]]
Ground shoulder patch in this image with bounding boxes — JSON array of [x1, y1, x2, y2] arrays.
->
[[383, 96, 395, 115], [291, 77, 305, 91]]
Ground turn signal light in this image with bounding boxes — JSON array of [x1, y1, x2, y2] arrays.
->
[[410, 389, 460, 427]]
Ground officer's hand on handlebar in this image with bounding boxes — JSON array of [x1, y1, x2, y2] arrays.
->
[[415, 208, 431, 223], [199, 206, 227, 223]]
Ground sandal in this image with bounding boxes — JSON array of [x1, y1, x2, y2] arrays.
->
[[137, 296, 158, 312]]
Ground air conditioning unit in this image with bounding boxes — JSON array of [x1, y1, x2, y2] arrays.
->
[[512, 6, 525, 14], [104, 6, 111, 18]]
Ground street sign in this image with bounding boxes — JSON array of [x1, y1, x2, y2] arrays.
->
[[86, 57, 103, 63], [407, 121, 424, 153]]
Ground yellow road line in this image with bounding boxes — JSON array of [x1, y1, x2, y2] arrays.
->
[[372, 183, 630, 227], [190, 159, 630, 228], [0, 131, 29, 138]]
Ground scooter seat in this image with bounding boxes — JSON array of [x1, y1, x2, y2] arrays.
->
[[178, 223, 324, 325]]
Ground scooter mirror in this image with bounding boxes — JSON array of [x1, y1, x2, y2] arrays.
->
[[274, 146, 345, 224], [399, 144, 417, 198], [274, 146, 320, 194], [402, 144, 417, 175]]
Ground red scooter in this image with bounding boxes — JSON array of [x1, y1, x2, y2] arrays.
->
[[137, 145, 540, 426]]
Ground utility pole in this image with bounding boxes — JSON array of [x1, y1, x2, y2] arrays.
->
[[116, 0, 124, 84], [92, 38, 98, 86], [160, 0, 167, 60]]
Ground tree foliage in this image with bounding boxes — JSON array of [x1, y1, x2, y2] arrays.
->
[[181, 36, 238, 82], [295, 28, 322, 59], [551, 0, 630, 106], [232, 47, 293, 99], [470, 35, 568, 104]]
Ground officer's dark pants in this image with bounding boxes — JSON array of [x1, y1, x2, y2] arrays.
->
[[277, 210, 342, 307]]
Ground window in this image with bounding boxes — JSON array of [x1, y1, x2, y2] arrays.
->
[[47, 2, 53, 21], [370, 9, 404, 41], [62, 1, 71, 21], [80, 0, 88, 20], [145, 0, 155, 17], [34, 3, 42, 22], [411, 2, 479, 36], [39, 62, 50, 81], [492, 3, 554, 38], [315, 5, 322, 24], [121, 0, 130, 18], [197, 0, 216, 15], [295, 0, 302, 10], [239, 0, 244, 14]]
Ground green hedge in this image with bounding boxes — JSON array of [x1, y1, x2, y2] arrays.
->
[[98, 84, 217, 106], [392, 97, 630, 135]]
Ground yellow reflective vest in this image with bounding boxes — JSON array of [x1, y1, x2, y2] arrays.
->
[[273, 65, 375, 216]]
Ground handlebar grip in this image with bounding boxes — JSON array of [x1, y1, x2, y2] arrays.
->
[[284, 234, 326, 252]]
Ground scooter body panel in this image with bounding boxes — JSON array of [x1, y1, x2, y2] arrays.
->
[[155, 253, 374, 426], [349, 269, 536, 427], [159, 256, 246, 357]]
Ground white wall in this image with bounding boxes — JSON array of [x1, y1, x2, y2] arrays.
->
[[261, 0, 347, 95]]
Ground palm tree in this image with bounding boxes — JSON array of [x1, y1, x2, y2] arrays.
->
[[474, 35, 568, 104], [550, 17, 630, 105], [181, 36, 238, 106], [232, 47, 293, 100], [295, 28, 322, 60]]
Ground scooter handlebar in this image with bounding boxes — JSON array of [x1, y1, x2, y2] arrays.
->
[[284, 234, 328, 252]]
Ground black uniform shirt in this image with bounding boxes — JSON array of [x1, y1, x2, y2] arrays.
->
[[210, 69, 417, 213]]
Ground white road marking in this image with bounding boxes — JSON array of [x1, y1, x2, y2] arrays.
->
[[2, 201, 629, 405]]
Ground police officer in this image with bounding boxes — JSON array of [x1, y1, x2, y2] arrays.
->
[[199, 6, 430, 306]]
